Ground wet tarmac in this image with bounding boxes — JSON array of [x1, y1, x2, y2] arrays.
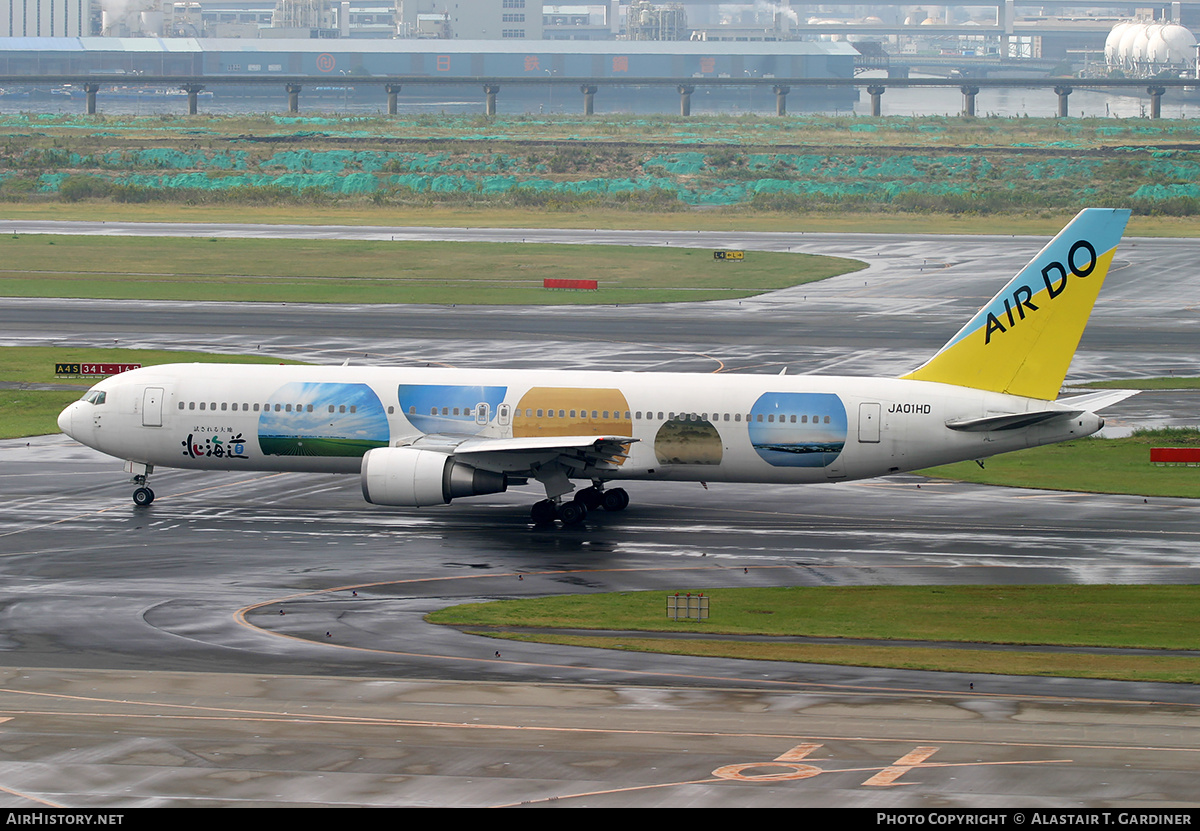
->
[[0, 225, 1196, 807]]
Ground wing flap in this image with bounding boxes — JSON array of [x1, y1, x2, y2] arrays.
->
[[412, 433, 638, 473]]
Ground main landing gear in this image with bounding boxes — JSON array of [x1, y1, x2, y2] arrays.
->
[[530, 485, 630, 527]]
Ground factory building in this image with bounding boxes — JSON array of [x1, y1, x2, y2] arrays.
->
[[2, 0, 92, 37]]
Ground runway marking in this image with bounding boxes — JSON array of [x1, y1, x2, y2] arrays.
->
[[0, 473, 288, 541], [506, 748, 1073, 807], [861, 745, 940, 786], [0, 687, 1186, 757], [0, 784, 66, 808], [712, 743, 825, 781]]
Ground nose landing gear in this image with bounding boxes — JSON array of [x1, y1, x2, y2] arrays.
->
[[126, 461, 155, 507]]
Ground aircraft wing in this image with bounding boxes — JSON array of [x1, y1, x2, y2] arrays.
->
[[408, 433, 638, 473]]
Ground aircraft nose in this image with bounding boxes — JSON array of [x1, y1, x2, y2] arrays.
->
[[57, 403, 75, 438]]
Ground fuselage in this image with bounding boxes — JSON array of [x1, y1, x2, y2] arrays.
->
[[58, 362, 1103, 486]]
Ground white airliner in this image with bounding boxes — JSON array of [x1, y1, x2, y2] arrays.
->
[[58, 209, 1135, 525]]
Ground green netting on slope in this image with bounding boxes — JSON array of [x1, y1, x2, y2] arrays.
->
[[643, 152, 997, 180], [1132, 183, 1200, 199]]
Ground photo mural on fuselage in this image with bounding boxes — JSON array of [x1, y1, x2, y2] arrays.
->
[[258, 382, 389, 457], [397, 384, 508, 434], [748, 392, 848, 467], [511, 387, 633, 438]]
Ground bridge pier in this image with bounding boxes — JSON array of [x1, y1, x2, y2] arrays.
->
[[866, 85, 885, 117], [678, 84, 694, 116], [484, 84, 500, 116], [1053, 85, 1072, 118], [286, 83, 301, 114], [84, 83, 99, 115], [773, 84, 790, 116], [386, 83, 402, 115], [960, 85, 979, 117], [580, 84, 597, 116], [182, 84, 204, 115], [1147, 86, 1166, 119]]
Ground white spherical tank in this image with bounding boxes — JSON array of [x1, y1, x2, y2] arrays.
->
[[1106, 21, 1132, 66], [1161, 23, 1198, 64]]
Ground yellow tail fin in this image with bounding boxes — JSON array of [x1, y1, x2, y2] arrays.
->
[[901, 208, 1130, 401]]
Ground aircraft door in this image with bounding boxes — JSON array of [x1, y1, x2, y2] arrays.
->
[[858, 402, 880, 443], [142, 387, 164, 427], [475, 403, 490, 426]]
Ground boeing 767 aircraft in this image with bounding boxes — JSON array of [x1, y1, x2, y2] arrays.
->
[[58, 209, 1135, 525]]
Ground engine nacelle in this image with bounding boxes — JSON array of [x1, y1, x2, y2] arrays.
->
[[360, 447, 507, 507]]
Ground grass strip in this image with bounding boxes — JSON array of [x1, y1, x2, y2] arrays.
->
[[0, 347, 306, 438], [920, 428, 1200, 498], [1073, 377, 1200, 390], [0, 235, 862, 305], [2, 202, 1198, 238], [430, 585, 1200, 683], [429, 585, 1200, 650], [479, 633, 1200, 684]]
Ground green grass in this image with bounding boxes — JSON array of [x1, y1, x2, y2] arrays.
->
[[0, 347, 306, 438], [920, 428, 1200, 498], [0, 236, 862, 305], [483, 633, 1199, 684], [4, 201, 1199, 238], [429, 585, 1200, 683]]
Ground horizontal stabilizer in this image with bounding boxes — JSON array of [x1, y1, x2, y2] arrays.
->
[[946, 410, 1082, 432], [1056, 388, 1140, 412]]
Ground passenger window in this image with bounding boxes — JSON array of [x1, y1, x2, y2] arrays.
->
[[189, 402, 195, 410], [200, 402, 206, 411]]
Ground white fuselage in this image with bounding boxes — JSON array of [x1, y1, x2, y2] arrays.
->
[[58, 363, 1102, 488]]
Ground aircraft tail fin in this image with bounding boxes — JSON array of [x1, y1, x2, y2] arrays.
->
[[901, 208, 1131, 401]]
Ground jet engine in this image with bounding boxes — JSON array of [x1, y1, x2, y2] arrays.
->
[[360, 447, 507, 507]]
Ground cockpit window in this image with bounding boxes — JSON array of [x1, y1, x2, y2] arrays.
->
[[82, 390, 106, 405]]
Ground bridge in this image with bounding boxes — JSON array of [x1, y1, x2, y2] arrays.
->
[[7, 73, 1195, 118]]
